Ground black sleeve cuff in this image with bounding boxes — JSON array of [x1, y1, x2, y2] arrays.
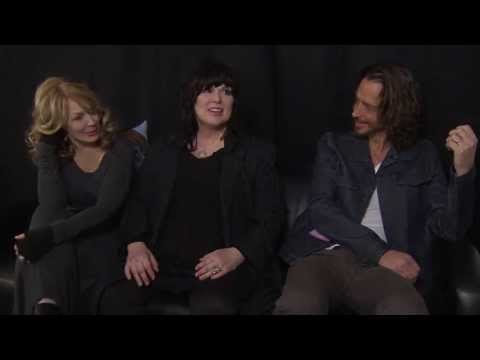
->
[[17, 226, 55, 262], [39, 130, 65, 146], [451, 166, 476, 184]]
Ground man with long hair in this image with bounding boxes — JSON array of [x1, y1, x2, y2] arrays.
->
[[276, 64, 477, 315]]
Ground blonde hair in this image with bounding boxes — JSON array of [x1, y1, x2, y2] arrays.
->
[[26, 77, 116, 159]]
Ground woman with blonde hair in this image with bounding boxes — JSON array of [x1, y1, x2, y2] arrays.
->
[[13, 77, 137, 314]]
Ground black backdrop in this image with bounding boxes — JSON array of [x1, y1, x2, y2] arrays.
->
[[1, 45, 479, 256]]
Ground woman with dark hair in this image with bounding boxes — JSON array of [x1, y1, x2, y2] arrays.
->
[[13, 77, 139, 314], [100, 59, 285, 314]]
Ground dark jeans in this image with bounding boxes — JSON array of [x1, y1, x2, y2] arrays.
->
[[99, 263, 255, 315], [274, 247, 429, 315]]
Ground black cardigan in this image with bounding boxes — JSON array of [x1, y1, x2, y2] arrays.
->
[[32, 138, 135, 245], [120, 132, 286, 275]]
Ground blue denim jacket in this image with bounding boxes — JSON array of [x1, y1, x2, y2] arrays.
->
[[280, 132, 476, 292]]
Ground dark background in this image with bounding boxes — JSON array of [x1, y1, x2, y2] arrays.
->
[[1, 45, 479, 257]]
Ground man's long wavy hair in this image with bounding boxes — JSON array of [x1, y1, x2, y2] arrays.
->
[[357, 64, 423, 150]]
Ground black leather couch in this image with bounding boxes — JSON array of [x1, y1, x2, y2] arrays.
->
[[452, 241, 480, 314], [1, 174, 479, 314], [0, 256, 14, 315]]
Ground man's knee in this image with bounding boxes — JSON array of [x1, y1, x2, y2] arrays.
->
[[274, 259, 331, 315], [274, 287, 328, 315], [374, 291, 429, 315], [99, 280, 145, 315]]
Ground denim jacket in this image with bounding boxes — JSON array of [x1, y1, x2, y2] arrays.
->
[[280, 132, 476, 292]]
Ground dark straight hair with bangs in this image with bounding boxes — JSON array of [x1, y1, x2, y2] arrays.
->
[[179, 58, 240, 151]]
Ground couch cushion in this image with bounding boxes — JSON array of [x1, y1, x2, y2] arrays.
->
[[0, 257, 15, 314], [282, 174, 311, 230]]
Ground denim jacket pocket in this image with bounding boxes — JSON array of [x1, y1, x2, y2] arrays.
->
[[395, 172, 433, 187]]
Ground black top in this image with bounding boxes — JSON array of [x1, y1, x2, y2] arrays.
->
[[121, 132, 285, 278], [61, 154, 109, 213], [33, 139, 135, 244], [155, 148, 225, 274]]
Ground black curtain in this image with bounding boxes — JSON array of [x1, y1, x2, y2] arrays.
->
[[2, 45, 479, 255]]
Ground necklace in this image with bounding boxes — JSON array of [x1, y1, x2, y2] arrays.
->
[[196, 149, 209, 158], [194, 132, 225, 158]]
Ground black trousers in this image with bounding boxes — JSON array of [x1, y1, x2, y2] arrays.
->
[[99, 262, 256, 315], [274, 247, 429, 315], [14, 207, 79, 315], [13, 204, 124, 315]]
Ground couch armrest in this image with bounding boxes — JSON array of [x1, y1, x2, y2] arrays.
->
[[453, 241, 480, 314]]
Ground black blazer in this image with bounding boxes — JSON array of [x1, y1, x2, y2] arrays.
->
[[119, 132, 286, 277]]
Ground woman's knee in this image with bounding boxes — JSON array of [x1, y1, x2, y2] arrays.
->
[[190, 291, 238, 315], [99, 280, 146, 315]]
